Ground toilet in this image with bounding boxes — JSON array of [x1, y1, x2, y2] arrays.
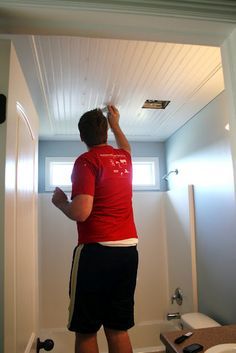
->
[[181, 312, 221, 329]]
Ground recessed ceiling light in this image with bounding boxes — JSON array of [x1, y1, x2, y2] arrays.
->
[[142, 99, 170, 110]]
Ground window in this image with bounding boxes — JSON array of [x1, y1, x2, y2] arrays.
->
[[45, 157, 76, 191], [132, 157, 160, 190], [45, 156, 160, 191]]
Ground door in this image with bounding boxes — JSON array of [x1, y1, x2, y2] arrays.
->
[[15, 108, 38, 353], [4, 44, 39, 353]]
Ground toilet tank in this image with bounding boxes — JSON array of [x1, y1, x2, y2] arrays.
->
[[181, 312, 221, 329]]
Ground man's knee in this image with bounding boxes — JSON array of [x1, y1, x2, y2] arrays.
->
[[104, 327, 129, 340], [76, 332, 97, 342]]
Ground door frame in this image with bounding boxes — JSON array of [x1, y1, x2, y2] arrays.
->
[[4, 43, 39, 353]]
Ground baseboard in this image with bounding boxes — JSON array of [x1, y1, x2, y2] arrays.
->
[[24, 333, 36, 353]]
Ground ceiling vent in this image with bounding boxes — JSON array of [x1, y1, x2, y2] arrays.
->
[[142, 99, 170, 109]]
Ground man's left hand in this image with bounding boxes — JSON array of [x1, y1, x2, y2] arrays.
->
[[52, 187, 68, 208]]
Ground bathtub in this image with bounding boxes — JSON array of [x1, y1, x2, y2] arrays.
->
[[39, 320, 181, 353]]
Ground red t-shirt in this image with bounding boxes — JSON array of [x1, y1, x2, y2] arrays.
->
[[71, 145, 138, 244]]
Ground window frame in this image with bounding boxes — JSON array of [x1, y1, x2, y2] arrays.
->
[[45, 156, 160, 192], [132, 157, 160, 191], [45, 156, 76, 192]]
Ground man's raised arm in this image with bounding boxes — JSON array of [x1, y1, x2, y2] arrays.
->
[[107, 105, 131, 154]]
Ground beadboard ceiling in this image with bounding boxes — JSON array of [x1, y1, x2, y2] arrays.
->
[[23, 35, 223, 141], [1, 0, 230, 141]]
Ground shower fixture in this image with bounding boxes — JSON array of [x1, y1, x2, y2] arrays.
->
[[167, 312, 181, 321], [162, 169, 178, 181], [171, 287, 183, 305]]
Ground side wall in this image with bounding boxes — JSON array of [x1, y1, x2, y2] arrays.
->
[[166, 91, 236, 324], [38, 140, 167, 192], [0, 39, 11, 353]]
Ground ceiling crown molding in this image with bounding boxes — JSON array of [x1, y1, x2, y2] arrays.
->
[[1, 0, 236, 22]]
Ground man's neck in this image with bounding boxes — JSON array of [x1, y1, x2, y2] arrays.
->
[[88, 143, 107, 150]]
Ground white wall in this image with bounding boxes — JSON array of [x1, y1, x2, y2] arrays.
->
[[222, 29, 236, 192], [38, 193, 77, 328], [164, 186, 197, 315], [133, 192, 169, 323]]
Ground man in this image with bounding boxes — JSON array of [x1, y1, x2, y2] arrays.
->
[[52, 105, 138, 353]]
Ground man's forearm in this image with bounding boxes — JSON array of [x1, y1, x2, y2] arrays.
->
[[56, 200, 77, 220], [111, 124, 131, 153], [107, 105, 131, 153], [52, 191, 93, 222]]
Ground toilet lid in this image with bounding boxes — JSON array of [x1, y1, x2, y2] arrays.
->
[[181, 312, 221, 328]]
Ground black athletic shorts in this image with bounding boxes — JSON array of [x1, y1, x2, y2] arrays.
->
[[68, 243, 138, 334]]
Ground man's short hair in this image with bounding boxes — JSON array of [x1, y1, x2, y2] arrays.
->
[[78, 109, 108, 147]]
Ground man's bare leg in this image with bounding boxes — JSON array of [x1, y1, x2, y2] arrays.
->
[[104, 328, 133, 353], [75, 333, 99, 353]]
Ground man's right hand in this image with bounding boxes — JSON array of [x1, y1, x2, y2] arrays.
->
[[107, 104, 131, 154], [107, 105, 120, 129]]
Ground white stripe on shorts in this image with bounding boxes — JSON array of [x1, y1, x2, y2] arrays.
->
[[68, 245, 84, 328]]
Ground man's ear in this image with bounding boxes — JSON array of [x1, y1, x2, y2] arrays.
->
[[80, 133, 84, 142]]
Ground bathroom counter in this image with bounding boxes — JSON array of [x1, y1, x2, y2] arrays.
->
[[160, 324, 236, 353]]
